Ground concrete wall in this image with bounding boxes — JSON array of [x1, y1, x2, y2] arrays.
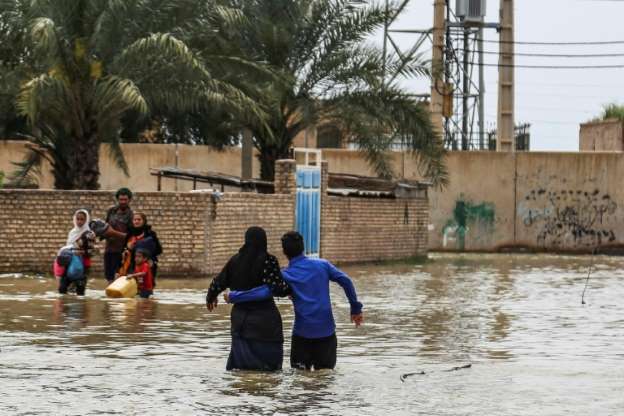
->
[[0, 141, 37, 184], [1, 141, 420, 191], [0, 141, 260, 191], [514, 153, 624, 251], [579, 119, 624, 151], [428, 152, 515, 251], [428, 152, 624, 253]]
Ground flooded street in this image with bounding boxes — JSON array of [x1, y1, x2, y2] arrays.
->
[[1, 253, 623, 415]]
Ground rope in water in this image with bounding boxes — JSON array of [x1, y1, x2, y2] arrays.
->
[[581, 247, 599, 305], [400, 364, 472, 382]]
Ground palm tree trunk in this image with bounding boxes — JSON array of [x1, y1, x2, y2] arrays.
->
[[73, 131, 101, 189], [52, 158, 74, 190], [258, 139, 291, 181]]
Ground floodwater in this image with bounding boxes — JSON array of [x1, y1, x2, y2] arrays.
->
[[1, 253, 623, 415]]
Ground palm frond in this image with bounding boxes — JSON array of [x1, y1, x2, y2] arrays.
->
[[9, 142, 45, 187], [16, 74, 70, 127], [323, 86, 447, 186], [105, 136, 130, 177], [212, 4, 247, 29], [93, 75, 148, 123], [116, 33, 212, 80], [28, 17, 58, 60]]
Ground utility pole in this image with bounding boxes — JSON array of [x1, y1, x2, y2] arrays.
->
[[497, 0, 515, 151], [478, 26, 485, 150], [382, 0, 390, 88], [462, 29, 469, 150], [430, 0, 446, 137]]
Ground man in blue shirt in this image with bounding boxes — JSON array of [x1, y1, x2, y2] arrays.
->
[[227, 231, 363, 370]]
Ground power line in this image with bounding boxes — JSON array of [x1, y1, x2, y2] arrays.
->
[[485, 115, 582, 125], [476, 38, 624, 46], [478, 63, 624, 69], [485, 91, 622, 100], [486, 81, 624, 89], [523, 120, 582, 125], [480, 50, 624, 58], [515, 107, 594, 113]]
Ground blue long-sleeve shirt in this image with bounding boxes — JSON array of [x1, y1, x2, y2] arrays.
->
[[228, 255, 363, 339]]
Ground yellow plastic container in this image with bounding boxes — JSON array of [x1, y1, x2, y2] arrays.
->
[[105, 276, 138, 298]]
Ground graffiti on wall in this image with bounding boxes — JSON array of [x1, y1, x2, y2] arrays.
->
[[518, 188, 617, 248], [443, 197, 496, 250]]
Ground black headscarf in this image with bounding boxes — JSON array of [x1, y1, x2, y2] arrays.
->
[[128, 223, 151, 237], [228, 226, 268, 291]]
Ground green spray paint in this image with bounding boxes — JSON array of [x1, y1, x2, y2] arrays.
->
[[443, 197, 495, 250]]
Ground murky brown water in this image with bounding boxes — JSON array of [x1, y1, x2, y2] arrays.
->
[[1, 253, 623, 415]]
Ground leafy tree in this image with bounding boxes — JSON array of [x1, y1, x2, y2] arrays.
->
[[0, 0, 264, 189], [222, 0, 446, 184]]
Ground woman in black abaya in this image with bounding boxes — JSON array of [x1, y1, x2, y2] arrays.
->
[[206, 226, 291, 371]]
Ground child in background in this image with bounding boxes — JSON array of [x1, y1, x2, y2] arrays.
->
[[129, 248, 155, 298]]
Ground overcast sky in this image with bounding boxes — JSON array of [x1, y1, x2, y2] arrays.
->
[[378, 0, 624, 151]]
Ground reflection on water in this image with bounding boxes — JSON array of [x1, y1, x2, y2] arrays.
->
[[1, 253, 624, 415]]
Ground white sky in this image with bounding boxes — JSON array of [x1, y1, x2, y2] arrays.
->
[[377, 0, 624, 151]]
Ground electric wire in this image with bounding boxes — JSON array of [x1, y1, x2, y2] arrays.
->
[[477, 63, 624, 69], [480, 50, 624, 58], [476, 38, 624, 46]]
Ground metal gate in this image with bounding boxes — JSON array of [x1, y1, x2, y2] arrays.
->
[[294, 149, 322, 257]]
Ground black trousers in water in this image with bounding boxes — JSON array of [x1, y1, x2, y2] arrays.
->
[[290, 333, 337, 370], [58, 276, 86, 296], [227, 335, 283, 371], [104, 251, 122, 282]]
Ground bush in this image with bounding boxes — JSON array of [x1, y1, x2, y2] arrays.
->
[[602, 103, 624, 121]]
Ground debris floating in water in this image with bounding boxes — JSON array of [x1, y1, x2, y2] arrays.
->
[[400, 364, 472, 382]]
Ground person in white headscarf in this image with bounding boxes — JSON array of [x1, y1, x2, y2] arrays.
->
[[66, 209, 93, 248], [55, 209, 96, 295]]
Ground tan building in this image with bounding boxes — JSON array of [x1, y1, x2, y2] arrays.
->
[[292, 124, 345, 149], [579, 118, 624, 151]]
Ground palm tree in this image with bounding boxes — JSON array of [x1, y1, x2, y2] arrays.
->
[[222, 0, 447, 185], [0, 0, 28, 138], [1, 0, 264, 189]]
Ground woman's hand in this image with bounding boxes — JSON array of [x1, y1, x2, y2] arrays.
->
[[223, 292, 230, 303], [206, 298, 218, 311]]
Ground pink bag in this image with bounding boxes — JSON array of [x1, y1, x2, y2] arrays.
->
[[53, 259, 66, 278]]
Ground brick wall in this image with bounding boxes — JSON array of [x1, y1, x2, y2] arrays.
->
[[0, 160, 430, 276], [321, 196, 429, 263], [0, 189, 298, 277], [0, 190, 211, 276], [274, 159, 297, 195], [206, 193, 295, 274]]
